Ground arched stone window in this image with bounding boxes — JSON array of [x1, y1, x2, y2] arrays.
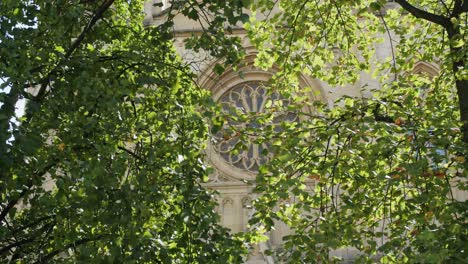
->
[[212, 81, 297, 173], [200, 55, 323, 181]]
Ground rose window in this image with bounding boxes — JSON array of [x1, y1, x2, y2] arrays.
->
[[212, 82, 297, 172]]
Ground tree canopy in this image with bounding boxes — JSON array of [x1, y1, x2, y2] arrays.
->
[[0, 0, 467, 263], [0, 0, 247, 262], [240, 0, 467, 263]]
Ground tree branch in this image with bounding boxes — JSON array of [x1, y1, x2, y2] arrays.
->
[[10, 215, 55, 235], [0, 221, 55, 256], [118, 145, 142, 160], [378, 9, 398, 81], [0, 189, 28, 224], [35, 235, 105, 264], [395, 0, 451, 28], [34, 0, 115, 101], [0, 237, 35, 256], [451, 0, 468, 17], [0, 160, 58, 223]]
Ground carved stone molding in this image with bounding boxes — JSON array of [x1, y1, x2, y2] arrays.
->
[[206, 170, 245, 185], [222, 197, 234, 206], [241, 196, 252, 208]]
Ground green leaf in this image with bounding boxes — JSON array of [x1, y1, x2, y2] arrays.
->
[[213, 63, 225, 75]]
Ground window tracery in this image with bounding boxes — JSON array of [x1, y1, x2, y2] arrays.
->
[[211, 82, 297, 173]]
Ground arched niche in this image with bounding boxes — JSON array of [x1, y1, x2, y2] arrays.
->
[[412, 61, 439, 76]]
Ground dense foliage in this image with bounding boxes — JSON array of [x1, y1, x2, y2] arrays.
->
[[0, 0, 248, 262], [239, 0, 467, 263], [1, 0, 466, 263]]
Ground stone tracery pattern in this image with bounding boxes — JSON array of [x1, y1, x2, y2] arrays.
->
[[212, 82, 297, 172]]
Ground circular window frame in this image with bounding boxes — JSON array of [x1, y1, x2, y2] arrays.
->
[[200, 54, 324, 181], [210, 71, 274, 180]]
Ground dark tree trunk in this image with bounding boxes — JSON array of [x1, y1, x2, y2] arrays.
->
[[447, 23, 468, 145], [395, 0, 468, 144], [455, 74, 468, 144]]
